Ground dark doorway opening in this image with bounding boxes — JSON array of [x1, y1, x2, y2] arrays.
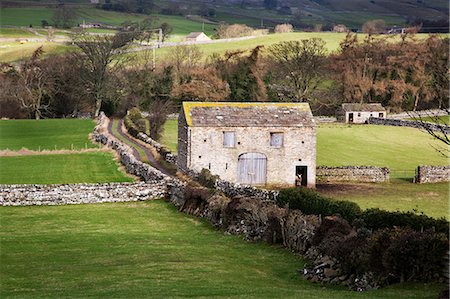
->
[[348, 113, 354, 123], [295, 166, 308, 186], [379, 112, 384, 117]]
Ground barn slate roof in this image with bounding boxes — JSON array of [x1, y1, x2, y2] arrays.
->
[[182, 102, 315, 127], [341, 103, 386, 112], [185, 32, 205, 38]]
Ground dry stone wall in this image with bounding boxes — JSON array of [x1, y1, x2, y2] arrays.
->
[[416, 166, 450, 183], [137, 132, 177, 164], [368, 117, 450, 134], [0, 182, 167, 206], [93, 113, 174, 183], [316, 166, 390, 183]]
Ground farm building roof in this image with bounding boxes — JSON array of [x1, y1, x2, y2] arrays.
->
[[341, 103, 386, 112], [182, 102, 315, 127], [185, 32, 205, 38]]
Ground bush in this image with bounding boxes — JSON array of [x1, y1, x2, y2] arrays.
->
[[362, 208, 449, 236], [274, 23, 293, 33], [277, 188, 449, 236], [128, 107, 142, 123], [277, 188, 362, 222], [123, 116, 140, 137], [382, 229, 448, 282], [215, 24, 254, 39]]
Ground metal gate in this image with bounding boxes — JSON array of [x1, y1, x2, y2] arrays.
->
[[237, 153, 267, 185]]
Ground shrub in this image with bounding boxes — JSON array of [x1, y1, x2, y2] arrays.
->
[[274, 23, 293, 33], [277, 188, 449, 236], [277, 188, 362, 222], [382, 228, 448, 282], [123, 116, 140, 137], [215, 24, 254, 38], [128, 107, 142, 123], [197, 168, 219, 189], [362, 208, 449, 236]]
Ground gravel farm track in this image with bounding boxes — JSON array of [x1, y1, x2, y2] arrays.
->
[[107, 118, 171, 176]]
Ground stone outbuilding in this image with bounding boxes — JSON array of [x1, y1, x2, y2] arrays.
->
[[185, 32, 211, 42], [337, 103, 386, 123], [177, 102, 316, 187]]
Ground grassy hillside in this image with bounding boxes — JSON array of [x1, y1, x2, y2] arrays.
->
[[0, 152, 133, 184], [0, 119, 97, 151], [0, 200, 443, 298], [0, 7, 217, 35]]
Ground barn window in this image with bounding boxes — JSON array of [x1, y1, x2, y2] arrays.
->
[[357, 113, 361, 117], [270, 132, 284, 147], [223, 131, 236, 147]]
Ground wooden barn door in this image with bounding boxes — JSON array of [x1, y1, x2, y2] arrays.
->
[[237, 153, 267, 185]]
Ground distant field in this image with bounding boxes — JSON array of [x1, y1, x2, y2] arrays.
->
[[0, 152, 133, 184], [0, 28, 35, 37], [0, 200, 443, 298], [0, 119, 97, 151], [0, 7, 216, 35], [0, 41, 73, 63]]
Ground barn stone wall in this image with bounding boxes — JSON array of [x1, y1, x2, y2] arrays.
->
[[316, 166, 390, 183], [0, 182, 167, 206], [186, 126, 316, 187], [368, 117, 450, 134], [415, 166, 450, 183]]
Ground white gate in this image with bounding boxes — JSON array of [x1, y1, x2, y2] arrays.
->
[[237, 153, 267, 185]]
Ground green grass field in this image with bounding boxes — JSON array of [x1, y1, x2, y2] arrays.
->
[[317, 124, 448, 176], [0, 41, 73, 63], [0, 28, 36, 37], [407, 115, 450, 125], [0, 200, 444, 298], [0, 152, 132, 184], [318, 180, 449, 219], [0, 119, 97, 151]]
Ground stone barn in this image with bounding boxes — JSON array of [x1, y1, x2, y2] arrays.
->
[[177, 102, 316, 187], [337, 103, 386, 123], [185, 32, 211, 42]]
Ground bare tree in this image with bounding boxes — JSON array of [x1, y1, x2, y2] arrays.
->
[[410, 109, 450, 157], [1, 47, 53, 120], [72, 32, 135, 117], [168, 45, 203, 74], [362, 19, 386, 35], [269, 38, 326, 102]]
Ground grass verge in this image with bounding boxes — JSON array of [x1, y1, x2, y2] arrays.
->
[[0, 152, 133, 184], [0, 201, 444, 298]]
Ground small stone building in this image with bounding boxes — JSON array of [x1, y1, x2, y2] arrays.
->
[[337, 103, 386, 123], [177, 102, 316, 187], [185, 32, 211, 42]]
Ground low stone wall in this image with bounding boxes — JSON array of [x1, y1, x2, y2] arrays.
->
[[137, 132, 177, 165], [416, 165, 450, 183], [368, 117, 450, 134], [316, 166, 390, 183], [93, 113, 174, 183], [0, 182, 167, 206]]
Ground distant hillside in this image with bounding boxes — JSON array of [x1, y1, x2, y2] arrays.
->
[[1, 0, 448, 30]]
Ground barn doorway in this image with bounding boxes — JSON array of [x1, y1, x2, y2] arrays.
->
[[295, 166, 308, 187], [237, 153, 267, 185], [348, 113, 354, 123]]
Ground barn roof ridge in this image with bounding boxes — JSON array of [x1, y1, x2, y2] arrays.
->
[[182, 102, 314, 127]]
